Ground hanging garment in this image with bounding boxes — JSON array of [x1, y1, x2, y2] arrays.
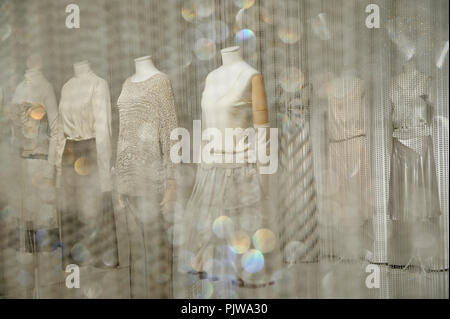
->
[[174, 65, 282, 299], [58, 71, 117, 268], [388, 70, 442, 269], [325, 76, 373, 259], [115, 73, 178, 298], [278, 108, 319, 264]]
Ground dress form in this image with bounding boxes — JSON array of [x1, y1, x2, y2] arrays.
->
[[215, 46, 270, 187], [59, 58, 117, 269], [131, 56, 161, 83], [175, 46, 280, 298]]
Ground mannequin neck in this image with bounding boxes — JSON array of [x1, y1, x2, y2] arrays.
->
[[133, 56, 160, 82], [25, 67, 43, 80], [74, 61, 92, 77], [221, 47, 243, 66]]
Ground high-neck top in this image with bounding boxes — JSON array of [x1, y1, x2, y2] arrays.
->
[[200, 62, 260, 163]]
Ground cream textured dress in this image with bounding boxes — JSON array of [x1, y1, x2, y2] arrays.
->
[[115, 73, 178, 298], [174, 64, 282, 299], [115, 73, 178, 196]]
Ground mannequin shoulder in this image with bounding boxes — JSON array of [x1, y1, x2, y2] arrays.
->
[[244, 63, 260, 76], [60, 78, 75, 93], [241, 64, 261, 86], [14, 80, 26, 92], [205, 67, 222, 81]]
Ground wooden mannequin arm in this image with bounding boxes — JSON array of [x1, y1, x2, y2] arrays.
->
[[251, 74, 269, 125], [251, 74, 270, 198]]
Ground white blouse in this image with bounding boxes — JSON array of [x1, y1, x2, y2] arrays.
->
[[57, 69, 112, 192]]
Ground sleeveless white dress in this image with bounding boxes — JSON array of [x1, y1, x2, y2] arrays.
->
[[173, 64, 282, 299]]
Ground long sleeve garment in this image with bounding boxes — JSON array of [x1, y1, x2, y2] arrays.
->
[[115, 73, 178, 196], [57, 70, 112, 192], [10, 69, 59, 164]]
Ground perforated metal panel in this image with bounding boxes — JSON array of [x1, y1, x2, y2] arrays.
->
[[0, 0, 448, 299]]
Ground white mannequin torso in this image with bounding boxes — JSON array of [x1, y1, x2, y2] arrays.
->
[[204, 46, 258, 99], [131, 56, 162, 83]]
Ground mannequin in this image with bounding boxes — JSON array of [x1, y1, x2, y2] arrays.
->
[[205, 46, 269, 126], [174, 46, 281, 299], [388, 59, 441, 268], [118, 55, 176, 207], [58, 60, 117, 269], [7, 59, 60, 298], [325, 72, 373, 260], [115, 55, 178, 298]]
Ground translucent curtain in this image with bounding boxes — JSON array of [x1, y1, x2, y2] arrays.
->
[[0, 0, 448, 298]]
